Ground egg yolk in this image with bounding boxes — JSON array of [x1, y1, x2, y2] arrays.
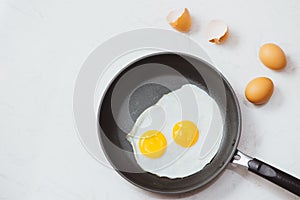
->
[[172, 120, 199, 148], [139, 130, 167, 159]]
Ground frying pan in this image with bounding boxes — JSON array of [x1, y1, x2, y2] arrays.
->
[[98, 52, 300, 196]]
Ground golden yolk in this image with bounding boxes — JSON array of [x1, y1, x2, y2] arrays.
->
[[139, 130, 167, 159], [172, 120, 199, 148]]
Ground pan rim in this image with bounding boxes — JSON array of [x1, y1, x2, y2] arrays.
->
[[97, 51, 242, 194]]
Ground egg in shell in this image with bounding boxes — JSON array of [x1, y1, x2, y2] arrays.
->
[[259, 43, 287, 70], [245, 77, 274, 105]]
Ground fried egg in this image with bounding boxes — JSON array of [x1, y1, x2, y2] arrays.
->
[[126, 84, 223, 178]]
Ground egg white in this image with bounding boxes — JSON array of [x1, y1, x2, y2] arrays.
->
[[126, 84, 223, 178]]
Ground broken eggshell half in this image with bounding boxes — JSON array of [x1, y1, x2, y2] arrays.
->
[[205, 20, 229, 44], [167, 8, 192, 33]]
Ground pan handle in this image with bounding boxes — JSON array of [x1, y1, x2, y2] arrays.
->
[[232, 150, 300, 196]]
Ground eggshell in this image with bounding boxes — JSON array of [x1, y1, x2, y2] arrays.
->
[[167, 8, 192, 32], [245, 77, 274, 105], [259, 43, 287, 70], [205, 20, 229, 44]]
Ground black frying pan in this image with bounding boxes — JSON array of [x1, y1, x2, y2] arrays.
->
[[98, 52, 300, 196]]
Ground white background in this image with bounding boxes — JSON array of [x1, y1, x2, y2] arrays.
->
[[0, 0, 299, 199]]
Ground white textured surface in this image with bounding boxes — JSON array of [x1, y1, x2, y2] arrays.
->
[[0, 0, 299, 199]]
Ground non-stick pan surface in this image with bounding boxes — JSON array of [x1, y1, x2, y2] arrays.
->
[[98, 52, 241, 193]]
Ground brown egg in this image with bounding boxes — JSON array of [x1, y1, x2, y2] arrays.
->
[[259, 43, 287, 70], [245, 77, 274, 105]]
